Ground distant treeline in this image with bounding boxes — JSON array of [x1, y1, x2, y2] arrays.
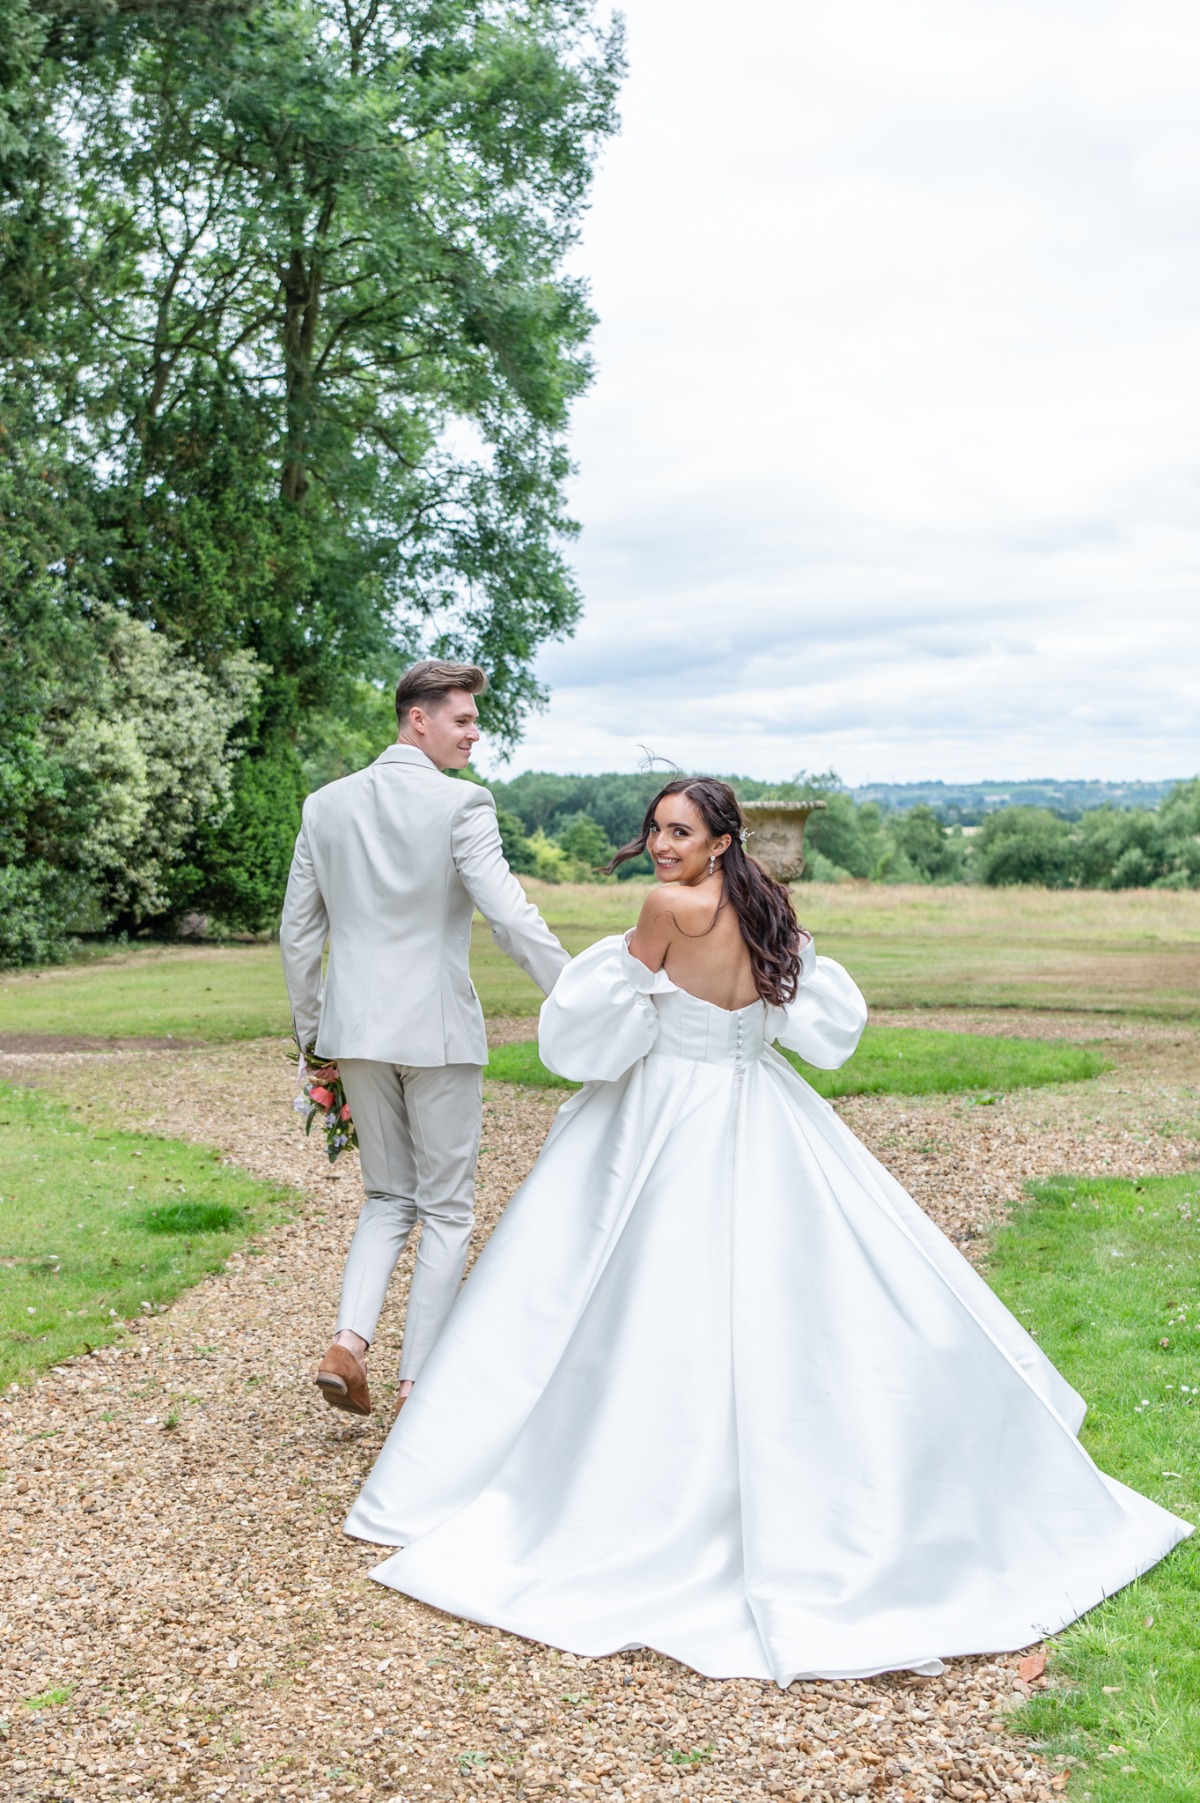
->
[[486, 769, 833, 883], [488, 770, 1200, 891], [849, 778, 1180, 823]]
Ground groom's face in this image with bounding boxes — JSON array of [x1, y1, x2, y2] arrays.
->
[[417, 689, 481, 770]]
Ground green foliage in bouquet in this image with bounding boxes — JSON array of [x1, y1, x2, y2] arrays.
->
[[296, 1046, 359, 1163]]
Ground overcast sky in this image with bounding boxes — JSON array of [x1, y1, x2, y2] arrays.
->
[[483, 0, 1200, 784]]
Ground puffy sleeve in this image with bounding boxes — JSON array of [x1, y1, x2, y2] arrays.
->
[[538, 934, 669, 1082], [766, 935, 868, 1070]]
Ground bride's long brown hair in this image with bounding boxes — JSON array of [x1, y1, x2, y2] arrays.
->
[[604, 777, 805, 1007]]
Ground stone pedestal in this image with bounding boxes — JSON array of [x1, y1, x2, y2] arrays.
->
[[739, 800, 826, 882]]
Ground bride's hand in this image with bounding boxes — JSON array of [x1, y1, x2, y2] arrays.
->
[[308, 1062, 341, 1085]]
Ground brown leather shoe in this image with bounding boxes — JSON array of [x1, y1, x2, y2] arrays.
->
[[315, 1345, 371, 1416]]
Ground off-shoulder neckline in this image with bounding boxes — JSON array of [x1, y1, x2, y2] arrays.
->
[[619, 931, 780, 1017], [616, 928, 816, 1015]]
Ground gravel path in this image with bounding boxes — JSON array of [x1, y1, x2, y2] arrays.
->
[[2, 1018, 1197, 1803]]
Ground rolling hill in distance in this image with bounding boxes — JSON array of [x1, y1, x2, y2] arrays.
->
[[848, 779, 1182, 819]]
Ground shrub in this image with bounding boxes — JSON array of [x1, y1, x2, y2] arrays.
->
[[1160, 776, 1200, 838], [889, 803, 966, 882], [555, 812, 614, 875], [973, 807, 1075, 887], [0, 730, 86, 965], [1157, 779, 1200, 889], [496, 804, 537, 875], [802, 847, 852, 884], [526, 829, 575, 883], [804, 791, 877, 878], [0, 592, 260, 957], [1075, 807, 1169, 889], [63, 610, 261, 926], [179, 734, 306, 933], [0, 862, 80, 967], [0, 576, 103, 963]]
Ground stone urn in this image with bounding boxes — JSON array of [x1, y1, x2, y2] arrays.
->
[[738, 800, 826, 883]]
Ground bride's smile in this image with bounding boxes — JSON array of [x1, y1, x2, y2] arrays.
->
[[646, 793, 730, 884]]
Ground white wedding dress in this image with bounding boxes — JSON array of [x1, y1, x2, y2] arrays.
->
[[344, 934, 1190, 1684]]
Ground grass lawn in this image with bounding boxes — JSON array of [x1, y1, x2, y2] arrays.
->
[[485, 1026, 1109, 1099], [987, 1171, 1200, 1803], [0, 1082, 291, 1387], [467, 881, 1200, 1020], [2, 884, 1198, 1045], [0, 943, 295, 1043]]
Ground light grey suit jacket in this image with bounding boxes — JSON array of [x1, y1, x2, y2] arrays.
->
[[279, 745, 568, 1067]]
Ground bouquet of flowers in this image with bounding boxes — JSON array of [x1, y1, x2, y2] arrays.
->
[[293, 1043, 359, 1163]]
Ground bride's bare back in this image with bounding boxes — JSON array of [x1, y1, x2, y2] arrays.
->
[[626, 791, 761, 1011]]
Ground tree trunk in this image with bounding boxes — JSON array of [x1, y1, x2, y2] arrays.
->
[[280, 244, 321, 505]]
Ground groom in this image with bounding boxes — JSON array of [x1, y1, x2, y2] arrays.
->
[[280, 660, 569, 1417]]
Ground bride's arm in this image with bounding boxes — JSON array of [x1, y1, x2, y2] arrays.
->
[[538, 933, 669, 1082], [769, 940, 868, 1070]]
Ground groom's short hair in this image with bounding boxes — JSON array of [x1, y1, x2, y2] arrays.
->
[[395, 659, 488, 726]]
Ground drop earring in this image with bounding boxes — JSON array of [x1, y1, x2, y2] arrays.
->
[[707, 854, 716, 876]]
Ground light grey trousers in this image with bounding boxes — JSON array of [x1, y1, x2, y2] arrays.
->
[[335, 1059, 483, 1382]]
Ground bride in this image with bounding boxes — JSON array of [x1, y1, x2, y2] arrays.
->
[[345, 777, 1189, 1684]]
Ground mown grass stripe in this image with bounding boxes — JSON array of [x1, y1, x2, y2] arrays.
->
[[0, 1082, 292, 1387], [485, 1025, 1108, 1100], [988, 1171, 1200, 1802]]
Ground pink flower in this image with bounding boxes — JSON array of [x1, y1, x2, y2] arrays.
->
[[340, 1103, 352, 1122], [309, 1085, 334, 1109]]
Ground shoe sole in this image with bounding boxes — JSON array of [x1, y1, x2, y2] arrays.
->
[[315, 1373, 371, 1417]]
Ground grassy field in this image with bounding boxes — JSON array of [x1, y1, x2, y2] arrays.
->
[[467, 882, 1200, 1020], [2, 884, 1198, 1042], [487, 1026, 1108, 1100], [988, 1171, 1200, 1803], [0, 1082, 291, 1387], [0, 942, 295, 1043]]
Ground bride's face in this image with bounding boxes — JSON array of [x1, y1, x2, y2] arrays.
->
[[647, 794, 731, 884]]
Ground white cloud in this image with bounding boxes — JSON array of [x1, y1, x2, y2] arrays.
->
[[480, 0, 1200, 783]]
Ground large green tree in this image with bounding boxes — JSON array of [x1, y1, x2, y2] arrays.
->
[[46, 0, 622, 721], [1, 0, 623, 937]]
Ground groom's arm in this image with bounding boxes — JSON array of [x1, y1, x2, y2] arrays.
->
[[452, 787, 570, 995], [279, 809, 330, 1052]]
